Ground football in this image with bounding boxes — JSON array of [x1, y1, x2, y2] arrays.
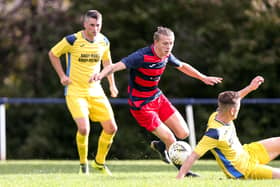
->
[[168, 141, 192, 165]]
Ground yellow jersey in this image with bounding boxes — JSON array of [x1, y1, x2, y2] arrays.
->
[[194, 112, 251, 178], [51, 31, 111, 96]]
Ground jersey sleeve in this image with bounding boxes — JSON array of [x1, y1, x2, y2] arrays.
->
[[167, 53, 182, 67], [194, 128, 219, 157], [50, 37, 72, 57], [121, 50, 143, 69], [102, 36, 112, 61]]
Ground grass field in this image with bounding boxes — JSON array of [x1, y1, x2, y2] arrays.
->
[[0, 160, 279, 187]]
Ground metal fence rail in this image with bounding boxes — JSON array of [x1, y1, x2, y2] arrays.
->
[[1, 97, 280, 160], [2, 97, 280, 105]]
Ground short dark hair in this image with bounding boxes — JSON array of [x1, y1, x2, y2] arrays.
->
[[84, 10, 102, 22], [153, 26, 174, 41], [218, 91, 239, 109]]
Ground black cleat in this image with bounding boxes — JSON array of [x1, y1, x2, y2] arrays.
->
[[173, 163, 200, 177], [185, 170, 200, 177], [79, 163, 89, 174], [150, 140, 171, 164]]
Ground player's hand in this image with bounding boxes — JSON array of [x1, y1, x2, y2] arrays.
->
[[202, 76, 223, 86], [176, 173, 185, 179], [110, 85, 119, 98], [250, 76, 264, 90], [89, 73, 102, 83], [60, 75, 71, 86]]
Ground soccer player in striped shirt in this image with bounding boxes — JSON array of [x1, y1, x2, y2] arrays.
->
[[49, 10, 118, 175], [177, 76, 280, 179], [90, 26, 222, 176]]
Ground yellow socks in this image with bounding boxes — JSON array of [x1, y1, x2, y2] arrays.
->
[[95, 130, 115, 164], [77, 130, 114, 165], [76, 132, 89, 164]]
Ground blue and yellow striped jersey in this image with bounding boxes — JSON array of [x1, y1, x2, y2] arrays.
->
[[194, 112, 250, 178], [51, 31, 111, 96]]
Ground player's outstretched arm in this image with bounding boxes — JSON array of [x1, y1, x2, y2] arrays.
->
[[176, 151, 200, 179], [238, 76, 264, 99], [177, 63, 223, 86], [89, 61, 126, 83]]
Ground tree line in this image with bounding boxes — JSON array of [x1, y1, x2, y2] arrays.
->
[[0, 0, 279, 159]]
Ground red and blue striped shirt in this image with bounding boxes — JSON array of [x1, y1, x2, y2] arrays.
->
[[121, 45, 182, 110]]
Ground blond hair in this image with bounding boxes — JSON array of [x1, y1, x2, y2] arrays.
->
[[153, 26, 174, 41]]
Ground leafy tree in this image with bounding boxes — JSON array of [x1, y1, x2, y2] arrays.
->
[[0, 0, 279, 159]]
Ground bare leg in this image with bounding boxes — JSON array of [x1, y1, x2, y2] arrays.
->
[[100, 119, 118, 134], [152, 123, 176, 149], [164, 111, 189, 140], [271, 168, 280, 179], [259, 137, 280, 179], [75, 117, 90, 135], [259, 137, 280, 161]]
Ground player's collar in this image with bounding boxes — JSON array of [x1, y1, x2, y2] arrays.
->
[[214, 114, 232, 126], [81, 31, 97, 43]]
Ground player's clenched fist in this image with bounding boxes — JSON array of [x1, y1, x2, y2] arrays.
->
[[250, 76, 264, 90]]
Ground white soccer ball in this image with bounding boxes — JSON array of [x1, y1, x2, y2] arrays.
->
[[168, 141, 192, 165]]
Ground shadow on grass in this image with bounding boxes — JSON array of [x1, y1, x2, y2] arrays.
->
[[0, 160, 221, 175]]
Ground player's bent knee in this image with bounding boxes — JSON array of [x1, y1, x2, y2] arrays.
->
[[101, 119, 118, 134], [176, 133, 188, 140], [110, 125, 118, 134], [176, 129, 189, 140], [78, 127, 89, 135], [104, 123, 118, 134]]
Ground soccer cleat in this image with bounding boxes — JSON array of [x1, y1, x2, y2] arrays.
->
[[150, 140, 171, 164], [185, 170, 200, 177], [79, 163, 89, 174], [91, 160, 112, 176], [173, 163, 200, 177]]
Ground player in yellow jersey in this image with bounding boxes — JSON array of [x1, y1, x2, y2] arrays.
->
[[48, 10, 118, 175], [177, 76, 280, 179]]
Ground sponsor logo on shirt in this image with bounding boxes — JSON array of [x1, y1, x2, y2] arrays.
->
[[149, 64, 156, 68]]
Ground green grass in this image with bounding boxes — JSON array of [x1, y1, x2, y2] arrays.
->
[[0, 160, 279, 187]]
